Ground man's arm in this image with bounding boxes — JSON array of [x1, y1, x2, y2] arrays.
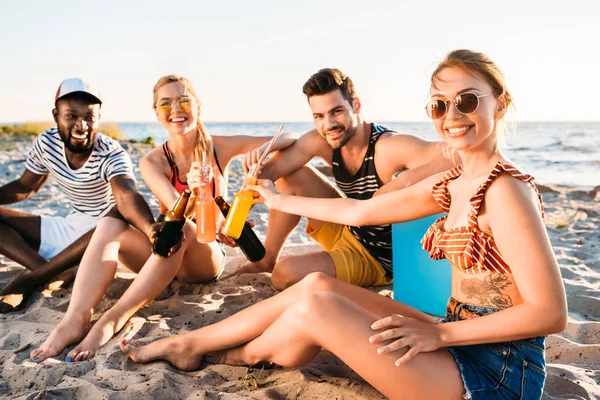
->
[[109, 176, 155, 239], [0, 170, 49, 205], [259, 130, 332, 182], [374, 135, 459, 196]]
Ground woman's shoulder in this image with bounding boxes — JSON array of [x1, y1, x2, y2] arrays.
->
[[484, 163, 544, 217], [140, 145, 170, 172]]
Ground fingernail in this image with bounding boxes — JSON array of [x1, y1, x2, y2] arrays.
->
[[66, 357, 73, 362], [31, 357, 38, 361], [122, 340, 127, 345], [377, 348, 383, 355], [369, 337, 375, 343]]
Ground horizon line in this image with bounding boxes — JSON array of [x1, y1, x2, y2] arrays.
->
[[2, 120, 600, 125]]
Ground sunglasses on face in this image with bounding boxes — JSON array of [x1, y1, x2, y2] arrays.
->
[[425, 92, 492, 120], [156, 97, 194, 114]]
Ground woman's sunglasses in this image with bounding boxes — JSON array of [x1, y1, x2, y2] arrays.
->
[[425, 93, 492, 120], [156, 97, 194, 115]]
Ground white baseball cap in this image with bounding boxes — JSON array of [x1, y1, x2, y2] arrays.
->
[[55, 78, 102, 104]]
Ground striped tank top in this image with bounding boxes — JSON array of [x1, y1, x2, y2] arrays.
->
[[332, 123, 393, 275], [421, 161, 544, 274]]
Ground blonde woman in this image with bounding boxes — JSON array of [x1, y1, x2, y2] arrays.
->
[[30, 75, 296, 363], [122, 53, 566, 400]]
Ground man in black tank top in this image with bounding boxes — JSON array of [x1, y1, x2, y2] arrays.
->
[[226, 68, 458, 290]]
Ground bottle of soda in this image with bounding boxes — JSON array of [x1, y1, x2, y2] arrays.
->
[[196, 153, 216, 243], [215, 196, 266, 262], [221, 175, 256, 239], [153, 189, 191, 257]]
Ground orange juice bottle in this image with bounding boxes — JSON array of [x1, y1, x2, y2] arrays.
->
[[222, 175, 256, 239], [196, 153, 216, 243]]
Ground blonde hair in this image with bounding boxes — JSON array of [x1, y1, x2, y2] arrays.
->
[[152, 75, 214, 167], [431, 49, 515, 150]]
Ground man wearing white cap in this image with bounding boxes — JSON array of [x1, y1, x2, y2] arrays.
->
[[0, 78, 155, 306]]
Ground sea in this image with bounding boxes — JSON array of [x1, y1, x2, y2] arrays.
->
[[119, 122, 600, 190]]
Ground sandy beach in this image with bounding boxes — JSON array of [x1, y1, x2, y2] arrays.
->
[[0, 137, 598, 399]]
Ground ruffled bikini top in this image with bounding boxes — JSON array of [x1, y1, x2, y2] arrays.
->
[[421, 161, 544, 274]]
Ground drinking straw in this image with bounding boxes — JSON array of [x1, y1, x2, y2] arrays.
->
[[249, 124, 284, 177]]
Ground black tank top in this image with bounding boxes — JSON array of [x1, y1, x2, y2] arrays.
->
[[332, 123, 393, 275]]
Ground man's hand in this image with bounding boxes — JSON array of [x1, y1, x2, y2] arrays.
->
[[0, 272, 38, 297], [0, 272, 39, 312]]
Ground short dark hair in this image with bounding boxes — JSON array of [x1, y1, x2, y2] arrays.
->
[[55, 92, 102, 108], [302, 68, 356, 104]]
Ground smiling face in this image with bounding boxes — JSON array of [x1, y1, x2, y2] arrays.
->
[[308, 89, 361, 149], [430, 67, 502, 153], [154, 81, 200, 136], [53, 97, 101, 154]]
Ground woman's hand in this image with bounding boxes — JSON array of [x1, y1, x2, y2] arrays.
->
[[150, 221, 184, 257], [245, 179, 280, 207], [217, 218, 255, 247], [242, 145, 266, 175], [186, 161, 212, 193], [369, 314, 443, 366]]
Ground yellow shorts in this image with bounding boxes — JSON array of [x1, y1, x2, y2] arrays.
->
[[307, 221, 392, 287]]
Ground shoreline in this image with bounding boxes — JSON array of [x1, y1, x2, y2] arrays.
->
[[0, 137, 598, 399]]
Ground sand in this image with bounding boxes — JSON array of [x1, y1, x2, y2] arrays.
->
[[0, 137, 598, 399]]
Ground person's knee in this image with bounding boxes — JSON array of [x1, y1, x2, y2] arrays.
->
[[275, 165, 313, 195], [297, 272, 336, 294]]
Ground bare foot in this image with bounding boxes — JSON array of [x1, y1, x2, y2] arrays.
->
[[221, 257, 276, 280], [29, 315, 90, 363], [64, 318, 119, 362], [120, 337, 204, 372]]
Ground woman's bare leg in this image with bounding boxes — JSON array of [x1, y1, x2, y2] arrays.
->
[[213, 292, 464, 400], [30, 217, 145, 362], [120, 273, 435, 371], [67, 220, 223, 361]]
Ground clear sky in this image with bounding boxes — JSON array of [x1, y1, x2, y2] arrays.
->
[[0, 0, 597, 123]]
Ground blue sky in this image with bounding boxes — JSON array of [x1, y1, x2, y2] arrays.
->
[[0, 0, 597, 122]]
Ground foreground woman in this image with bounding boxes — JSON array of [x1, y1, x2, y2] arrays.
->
[[30, 75, 295, 363], [121, 53, 567, 399]]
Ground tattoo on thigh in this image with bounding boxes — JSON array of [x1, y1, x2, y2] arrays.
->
[[460, 273, 513, 307]]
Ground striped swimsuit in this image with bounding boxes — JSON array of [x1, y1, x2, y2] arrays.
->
[[332, 123, 393, 275], [421, 161, 544, 274]]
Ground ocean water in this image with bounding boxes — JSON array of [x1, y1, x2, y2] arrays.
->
[[119, 122, 600, 190]]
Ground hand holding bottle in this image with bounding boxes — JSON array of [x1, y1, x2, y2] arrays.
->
[[244, 179, 280, 208], [217, 217, 256, 248], [186, 161, 212, 192], [153, 189, 191, 257], [150, 221, 184, 257]]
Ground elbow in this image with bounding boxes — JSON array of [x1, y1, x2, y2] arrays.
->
[[540, 306, 568, 335], [550, 309, 568, 334]]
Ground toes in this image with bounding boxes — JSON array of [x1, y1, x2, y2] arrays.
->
[[30, 343, 63, 363], [75, 350, 93, 362], [29, 348, 43, 362]]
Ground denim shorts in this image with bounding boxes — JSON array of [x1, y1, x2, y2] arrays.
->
[[441, 298, 547, 400]]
